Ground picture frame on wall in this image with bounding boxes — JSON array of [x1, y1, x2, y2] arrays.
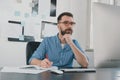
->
[[50, 0, 57, 17], [32, 0, 39, 15], [40, 21, 58, 39]]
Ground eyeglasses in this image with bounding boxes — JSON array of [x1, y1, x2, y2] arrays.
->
[[58, 21, 76, 26]]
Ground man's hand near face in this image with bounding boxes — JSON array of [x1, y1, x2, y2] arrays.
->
[[62, 34, 73, 45]]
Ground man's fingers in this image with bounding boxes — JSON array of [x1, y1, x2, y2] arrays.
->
[[44, 59, 53, 66], [40, 59, 53, 68], [41, 62, 49, 68], [44, 59, 51, 63]]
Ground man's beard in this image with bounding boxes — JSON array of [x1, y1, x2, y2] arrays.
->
[[61, 28, 73, 35]]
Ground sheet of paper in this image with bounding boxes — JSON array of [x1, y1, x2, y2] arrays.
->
[[38, 66, 58, 70], [116, 71, 120, 77], [1, 66, 47, 74]]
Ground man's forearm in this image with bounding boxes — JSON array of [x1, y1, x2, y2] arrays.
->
[[30, 58, 42, 66], [69, 43, 89, 68], [30, 58, 53, 68]]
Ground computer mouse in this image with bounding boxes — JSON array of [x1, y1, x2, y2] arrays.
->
[[50, 69, 63, 74]]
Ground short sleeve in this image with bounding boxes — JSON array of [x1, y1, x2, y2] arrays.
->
[[29, 38, 47, 64]]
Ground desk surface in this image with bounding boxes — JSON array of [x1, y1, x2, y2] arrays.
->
[[0, 68, 120, 80]]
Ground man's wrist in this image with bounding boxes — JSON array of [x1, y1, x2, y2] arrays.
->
[[69, 42, 74, 47]]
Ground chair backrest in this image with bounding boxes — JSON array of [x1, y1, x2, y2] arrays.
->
[[26, 42, 41, 65]]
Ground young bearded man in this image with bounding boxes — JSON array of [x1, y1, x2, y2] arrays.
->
[[29, 12, 89, 68]]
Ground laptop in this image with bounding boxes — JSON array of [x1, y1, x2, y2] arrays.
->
[[93, 3, 120, 68], [60, 67, 96, 72]]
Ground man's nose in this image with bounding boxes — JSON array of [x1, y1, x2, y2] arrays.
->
[[66, 24, 72, 28]]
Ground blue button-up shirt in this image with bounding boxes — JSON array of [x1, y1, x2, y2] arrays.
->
[[29, 34, 87, 67]]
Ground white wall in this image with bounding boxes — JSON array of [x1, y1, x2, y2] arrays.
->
[[0, 40, 26, 67], [70, 0, 91, 49], [39, 0, 90, 49], [0, 0, 90, 48], [0, 0, 91, 67]]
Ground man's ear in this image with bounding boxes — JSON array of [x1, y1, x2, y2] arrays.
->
[[57, 24, 61, 33]]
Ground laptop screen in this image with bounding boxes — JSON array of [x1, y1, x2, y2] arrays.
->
[[93, 3, 120, 68]]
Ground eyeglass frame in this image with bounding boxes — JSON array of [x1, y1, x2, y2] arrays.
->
[[58, 21, 76, 26]]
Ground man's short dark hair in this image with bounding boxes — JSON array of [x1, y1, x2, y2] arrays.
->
[[57, 12, 73, 23]]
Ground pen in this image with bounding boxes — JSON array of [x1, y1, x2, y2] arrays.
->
[[46, 54, 49, 59], [46, 54, 53, 66]]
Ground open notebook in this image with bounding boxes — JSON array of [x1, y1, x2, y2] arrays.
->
[[19, 65, 58, 70], [1, 65, 63, 74], [20, 65, 96, 72]]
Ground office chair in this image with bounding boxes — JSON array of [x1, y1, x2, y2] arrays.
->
[[26, 41, 41, 65]]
